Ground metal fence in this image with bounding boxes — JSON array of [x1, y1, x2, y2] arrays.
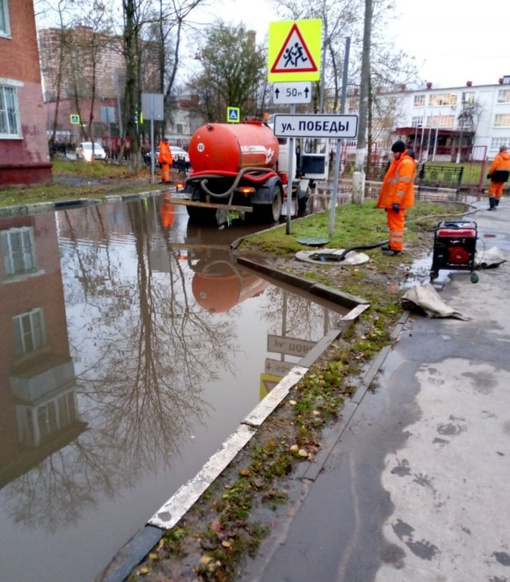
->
[[342, 162, 465, 192]]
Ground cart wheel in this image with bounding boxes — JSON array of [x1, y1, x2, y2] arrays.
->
[[470, 272, 479, 284]]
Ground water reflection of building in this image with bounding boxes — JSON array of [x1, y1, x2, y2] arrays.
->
[[0, 214, 84, 488]]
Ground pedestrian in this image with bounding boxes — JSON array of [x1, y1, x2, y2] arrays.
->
[[158, 138, 173, 183], [376, 140, 416, 256], [486, 145, 510, 210]]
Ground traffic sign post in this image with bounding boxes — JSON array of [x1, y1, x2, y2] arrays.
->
[[267, 19, 326, 235], [142, 92, 164, 184], [272, 82, 312, 104]]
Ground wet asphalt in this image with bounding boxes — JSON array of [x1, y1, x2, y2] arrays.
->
[[239, 198, 510, 582]]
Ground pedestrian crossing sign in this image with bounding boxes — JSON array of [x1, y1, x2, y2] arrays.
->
[[70, 114, 80, 124], [227, 107, 240, 123], [268, 20, 322, 82]]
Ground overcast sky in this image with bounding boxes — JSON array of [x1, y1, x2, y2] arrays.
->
[[198, 0, 509, 89]]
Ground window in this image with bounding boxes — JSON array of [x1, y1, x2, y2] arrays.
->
[[494, 114, 510, 128], [491, 137, 510, 150], [414, 94, 425, 107], [429, 93, 458, 107], [439, 115, 455, 128], [0, 83, 21, 137], [497, 89, 510, 104], [12, 308, 46, 356], [411, 116, 424, 128], [462, 91, 475, 104], [176, 123, 184, 134], [1, 227, 37, 276], [17, 391, 78, 446], [0, 0, 10, 37]]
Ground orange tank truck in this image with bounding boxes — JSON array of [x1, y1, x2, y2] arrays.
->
[[191, 260, 269, 313], [183, 119, 288, 225]]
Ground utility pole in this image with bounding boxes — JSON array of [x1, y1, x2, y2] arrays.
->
[[352, 0, 373, 204]]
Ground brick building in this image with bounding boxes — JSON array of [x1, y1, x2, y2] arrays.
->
[[0, 0, 51, 185]]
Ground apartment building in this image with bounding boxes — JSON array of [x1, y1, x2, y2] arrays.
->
[[346, 76, 510, 163], [38, 26, 203, 151], [0, 0, 51, 186]]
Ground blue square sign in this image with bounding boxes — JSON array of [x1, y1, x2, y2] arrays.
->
[[227, 107, 240, 123]]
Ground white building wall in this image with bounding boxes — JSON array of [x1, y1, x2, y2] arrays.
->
[[366, 79, 510, 162]]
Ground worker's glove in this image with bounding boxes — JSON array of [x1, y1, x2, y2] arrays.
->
[[487, 173, 492, 180], [392, 203, 400, 213]]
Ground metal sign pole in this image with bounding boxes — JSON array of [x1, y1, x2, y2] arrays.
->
[[150, 94, 155, 184], [107, 108, 112, 161], [286, 104, 296, 235], [329, 36, 350, 238]]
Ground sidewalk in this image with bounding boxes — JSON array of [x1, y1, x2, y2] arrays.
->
[[239, 199, 510, 581]]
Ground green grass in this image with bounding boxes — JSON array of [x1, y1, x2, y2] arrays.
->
[[241, 200, 468, 255], [0, 158, 163, 208]]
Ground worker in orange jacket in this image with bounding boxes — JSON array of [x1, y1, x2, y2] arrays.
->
[[158, 138, 173, 183], [376, 140, 416, 256], [487, 145, 510, 210]]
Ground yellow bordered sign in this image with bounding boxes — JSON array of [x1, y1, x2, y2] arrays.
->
[[227, 107, 240, 123], [268, 19, 322, 82]]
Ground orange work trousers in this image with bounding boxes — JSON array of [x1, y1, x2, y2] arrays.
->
[[161, 162, 171, 183], [488, 181, 505, 199], [386, 207, 406, 252]]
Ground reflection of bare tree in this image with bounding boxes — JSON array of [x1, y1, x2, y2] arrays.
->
[[5, 199, 240, 530]]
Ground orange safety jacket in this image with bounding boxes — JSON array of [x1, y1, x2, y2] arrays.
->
[[376, 152, 416, 210], [158, 141, 173, 166], [488, 150, 510, 183]]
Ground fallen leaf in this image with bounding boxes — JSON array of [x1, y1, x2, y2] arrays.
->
[[210, 517, 222, 533]]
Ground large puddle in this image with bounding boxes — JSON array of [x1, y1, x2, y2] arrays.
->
[[0, 195, 346, 582]]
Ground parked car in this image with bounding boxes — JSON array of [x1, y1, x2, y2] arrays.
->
[[76, 142, 107, 162], [171, 146, 190, 168], [144, 145, 190, 170]]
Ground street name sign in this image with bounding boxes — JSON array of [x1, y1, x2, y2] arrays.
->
[[273, 114, 359, 139], [273, 82, 312, 104], [267, 334, 316, 357]]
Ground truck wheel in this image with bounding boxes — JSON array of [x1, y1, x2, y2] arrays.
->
[[254, 184, 283, 223], [186, 205, 217, 225]]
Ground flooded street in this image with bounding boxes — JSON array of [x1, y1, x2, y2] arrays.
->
[[0, 194, 344, 582]]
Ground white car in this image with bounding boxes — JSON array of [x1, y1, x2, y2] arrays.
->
[[171, 146, 190, 166], [76, 142, 107, 162]]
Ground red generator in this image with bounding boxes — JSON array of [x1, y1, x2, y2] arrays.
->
[[430, 221, 479, 283]]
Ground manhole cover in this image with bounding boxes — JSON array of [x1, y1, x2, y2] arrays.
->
[[296, 237, 330, 247]]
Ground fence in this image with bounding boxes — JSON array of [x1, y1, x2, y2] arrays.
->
[[341, 162, 466, 192]]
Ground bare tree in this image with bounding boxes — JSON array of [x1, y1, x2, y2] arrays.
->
[[187, 22, 267, 122]]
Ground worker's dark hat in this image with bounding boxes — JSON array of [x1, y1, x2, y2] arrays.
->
[[391, 140, 406, 153]]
